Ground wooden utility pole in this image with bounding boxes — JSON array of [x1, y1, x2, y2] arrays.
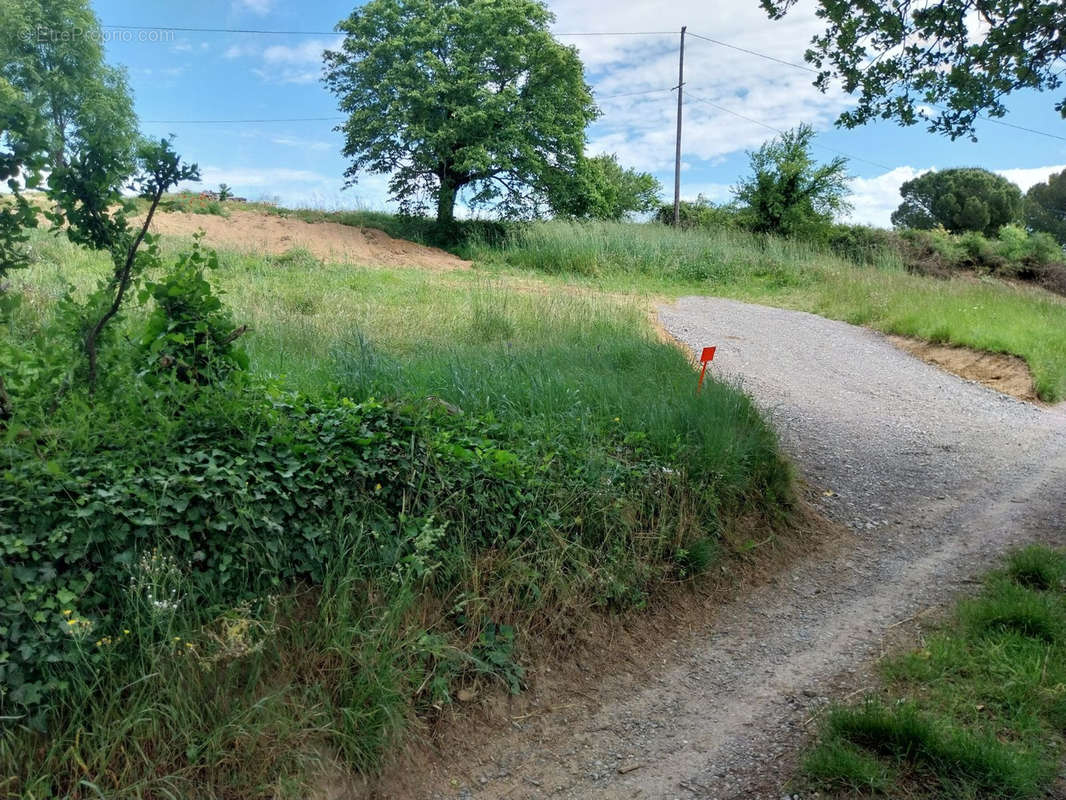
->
[[673, 26, 686, 226]]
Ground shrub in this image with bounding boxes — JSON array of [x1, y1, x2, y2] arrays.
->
[[160, 192, 228, 217], [0, 391, 523, 714], [826, 224, 903, 266], [139, 234, 249, 383], [896, 225, 1066, 291], [654, 196, 747, 230], [1, 360, 788, 724]]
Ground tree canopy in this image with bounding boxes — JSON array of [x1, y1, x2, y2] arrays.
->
[[323, 0, 598, 225], [732, 124, 851, 238], [550, 153, 661, 221], [1, 0, 138, 280], [1025, 170, 1066, 247], [891, 168, 1023, 236], [1, 0, 137, 171], [761, 0, 1066, 140]]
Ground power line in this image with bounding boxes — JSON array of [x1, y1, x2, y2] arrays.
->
[[595, 87, 674, 100], [687, 31, 817, 74], [968, 115, 1066, 142], [103, 23, 674, 37], [120, 20, 1064, 144], [685, 91, 896, 171], [687, 31, 1066, 143], [138, 89, 673, 123], [141, 116, 343, 124]]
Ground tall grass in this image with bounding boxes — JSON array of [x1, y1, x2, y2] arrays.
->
[[4, 230, 791, 797], [466, 218, 837, 288], [469, 220, 1066, 401]]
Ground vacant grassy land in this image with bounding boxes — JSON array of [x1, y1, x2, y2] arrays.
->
[[802, 546, 1066, 798], [3, 230, 790, 798], [467, 221, 1066, 402]]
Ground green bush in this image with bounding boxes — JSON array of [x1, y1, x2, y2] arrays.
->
[[898, 225, 1066, 288], [0, 391, 515, 714], [159, 192, 228, 217], [826, 224, 903, 266], [1, 359, 788, 727], [654, 196, 747, 230], [139, 234, 249, 383]]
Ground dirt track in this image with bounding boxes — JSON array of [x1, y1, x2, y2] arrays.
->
[[386, 296, 1065, 800]]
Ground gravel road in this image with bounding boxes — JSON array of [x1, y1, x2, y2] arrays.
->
[[415, 297, 1066, 800]]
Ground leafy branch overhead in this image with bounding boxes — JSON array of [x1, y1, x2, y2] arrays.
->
[[761, 0, 1066, 139], [323, 0, 599, 224]]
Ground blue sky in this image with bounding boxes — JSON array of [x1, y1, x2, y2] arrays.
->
[[92, 0, 1066, 227]]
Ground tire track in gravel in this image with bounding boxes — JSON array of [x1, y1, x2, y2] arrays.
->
[[421, 296, 1065, 800]]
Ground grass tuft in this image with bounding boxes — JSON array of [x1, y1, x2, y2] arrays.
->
[[961, 579, 1064, 643], [803, 736, 896, 792], [803, 547, 1066, 799], [1006, 546, 1066, 593]]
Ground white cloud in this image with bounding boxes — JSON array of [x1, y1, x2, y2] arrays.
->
[[223, 43, 253, 60], [680, 182, 733, 203], [175, 168, 397, 212], [226, 38, 329, 83], [995, 165, 1066, 192], [543, 0, 854, 174], [189, 166, 329, 189], [842, 163, 1066, 227], [252, 66, 320, 84], [262, 39, 330, 65], [233, 0, 272, 15], [845, 166, 932, 227], [271, 135, 333, 151]]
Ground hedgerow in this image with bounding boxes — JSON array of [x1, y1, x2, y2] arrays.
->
[[1, 370, 785, 726]]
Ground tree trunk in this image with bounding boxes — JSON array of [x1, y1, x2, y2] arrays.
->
[[436, 178, 457, 226]]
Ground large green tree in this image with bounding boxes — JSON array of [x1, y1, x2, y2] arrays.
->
[[0, 76, 46, 281], [0, 0, 138, 281], [891, 167, 1023, 235], [550, 153, 661, 220], [732, 124, 851, 238], [1, 0, 137, 171], [761, 0, 1066, 139], [323, 0, 598, 225], [1025, 169, 1066, 246]]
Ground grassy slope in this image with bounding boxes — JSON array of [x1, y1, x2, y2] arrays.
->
[[6, 229, 791, 799], [802, 546, 1066, 799], [464, 221, 1066, 402]]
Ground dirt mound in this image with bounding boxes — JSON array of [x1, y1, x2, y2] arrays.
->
[[146, 209, 470, 271], [888, 336, 1039, 403]]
